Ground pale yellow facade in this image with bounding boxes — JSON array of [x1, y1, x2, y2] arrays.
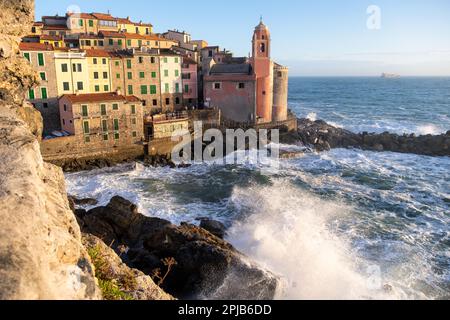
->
[[86, 54, 113, 94], [54, 51, 90, 95]]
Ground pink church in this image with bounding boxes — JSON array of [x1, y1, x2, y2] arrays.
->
[[204, 20, 288, 124]]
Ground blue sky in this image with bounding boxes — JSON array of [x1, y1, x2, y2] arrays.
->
[[35, 0, 450, 76]]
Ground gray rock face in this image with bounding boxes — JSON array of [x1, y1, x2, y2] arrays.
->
[[199, 218, 227, 239], [0, 0, 100, 300], [78, 196, 279, 300]]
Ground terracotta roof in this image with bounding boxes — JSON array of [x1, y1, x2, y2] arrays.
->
[[19, 42, 54, 51], [42, 15, 67, 20], [91, 13, 117, 21], [67, 12, 96, 19], [79, 33, 104, 39], [40, 35, 62, 41], [134, 22, 153, 27], [182, 56, 197, 65], [100, 31, 126, 38], [116, 18, 132, 24], [62, 93, 141, 104], [42, 25, 69, 31], [84, 49, 111, 57], [33, 22, 44, 26]]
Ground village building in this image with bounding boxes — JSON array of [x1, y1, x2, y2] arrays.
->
[[110, 49, 162, 115], [159, 49, 183, 112], [181, 57, 198, 107], [54, 50, 90, 96], [20, 42, 60, 134], [203, 20, 288, 124], [59, 92, 144, 146], [85, 49, 113, 94]]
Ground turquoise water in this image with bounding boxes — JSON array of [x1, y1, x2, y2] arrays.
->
[[66, 77, 450, 300]]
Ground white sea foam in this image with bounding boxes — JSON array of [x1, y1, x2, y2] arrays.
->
[[306, 112, 317, 122], [226, 182, 398, 300]]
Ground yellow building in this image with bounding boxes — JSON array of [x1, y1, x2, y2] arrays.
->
[[67, 13, 99, 34], [40, 35, 64, 48], [117, 17, 153, 34], [54, 50, 90, 96], [85, 49, 113, 94]]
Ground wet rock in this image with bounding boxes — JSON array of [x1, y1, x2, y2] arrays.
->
[[78, 196, 279, 300], [294, 118, 450, 157], [69, 195, 98, 207], [199, 219, 227, 239]]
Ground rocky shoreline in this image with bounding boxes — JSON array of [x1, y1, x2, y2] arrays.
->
[[280, 118, 450, 157], [71, 196, 279, 300]]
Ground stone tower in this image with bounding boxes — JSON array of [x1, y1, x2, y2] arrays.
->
[[272, 63, 289, 122], [251, 19, 274, 123]]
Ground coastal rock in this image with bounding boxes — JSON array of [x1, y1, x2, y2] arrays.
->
[[199, 218, 227, 239], [82, 234, 173, 300], [292, 118, 450, 157], [0, 0, 100, 300], [69, 195, 99, 207], [79, 196, 279, 300]]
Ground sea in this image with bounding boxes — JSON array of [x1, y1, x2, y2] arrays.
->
[[66, 77, 450, 300]]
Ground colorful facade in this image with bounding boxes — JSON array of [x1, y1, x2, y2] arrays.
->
[[181, 57, 198, 107], [159, 50, 183, 112], [85, 49, 113, 94], [59, 93, 144, 145], [54, 50, 90, 96]]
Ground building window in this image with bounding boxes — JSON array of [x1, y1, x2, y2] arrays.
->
[[23, 52, 30, 61], [150, 57, 156, 64], [278, 71, 283, 78], [151, 71, 157, 78], [127, 40, 132, 47], [89, 20, 94, 27], [85, 136, 90, 143], [115, 61, 120, 67], [28, 89, 35, 100], [127, 72, 133, 80], [63, 104, 67, 112], [77, 82, 84, 91], [103, 72, 108, 79], [152, 99, 158, 106], [139, 72, 145, 79], [182, 73, 191, 80], [113, 118, 119, 131], [175, 57, 179, 63], [131, 105, 136, 114], [262, 90, 266, 95], [99, 40, 104, 46], [61, 63, 68, 72], [62, 119, 65, 125], [112, 103, 119, 110], [131, 118, 137, 125], [165, 98, 170, 105], [175, 70, 179, 77], [238, 82, 245, 89], [94, 72, 99, 79], [40, 88, 48, 99], [114, 133, 120, 140], [163, 57, 168, 63], [150, 85, 157, 94], [79, 19, 83, 27], [128, 85, 133, 95], [31, 27, 36, 33], [109, 39, 114, 46], [175, 97, 180, 105], [103, 134, 109, 141], [116, 73, 121, 79], [83, 120, 90, 134], [102, 119, 108, 132], [95, 85, 100, 92], [37, 53, 45, 66], [63, 82, 70, 91], [175, 83, 180, 93], [73, 63, 82, 72], [104, 85, 109, 91], [213, 82, 222, 90], [117, 39, 122, 46], [132, 131, 137, 138], [101, 104, 107, 115], [208, 50, 213, 57], [93, 58, 98, 64], [184, 85, 189, 93], [260, 43, 266, 53], [140, 85, 148, 94], [81, 105, 88, 117], [43, 102, 48, 109], [164, 70, 169, 77], [40, 72, 46, 81], [164, 83, 169, 93]]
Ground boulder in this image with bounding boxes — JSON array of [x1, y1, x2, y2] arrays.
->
[[79, 196, 279, 300], [199, 219, 227, 239]]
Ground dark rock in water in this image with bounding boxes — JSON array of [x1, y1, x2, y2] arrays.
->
[[78, 196, 279, 300], [69, 195, 98, 207], [199, 219, 227, 239], [292, 118, 450, 157]]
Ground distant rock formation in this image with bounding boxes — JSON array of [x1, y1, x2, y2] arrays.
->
[[281, 118, 450, 157]]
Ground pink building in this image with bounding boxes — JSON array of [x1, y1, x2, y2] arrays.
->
[[181, 56, 198, 107], [203, 20, 288, 124]]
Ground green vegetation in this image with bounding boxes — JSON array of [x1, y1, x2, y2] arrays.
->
[[87, 245, 136, 300]]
